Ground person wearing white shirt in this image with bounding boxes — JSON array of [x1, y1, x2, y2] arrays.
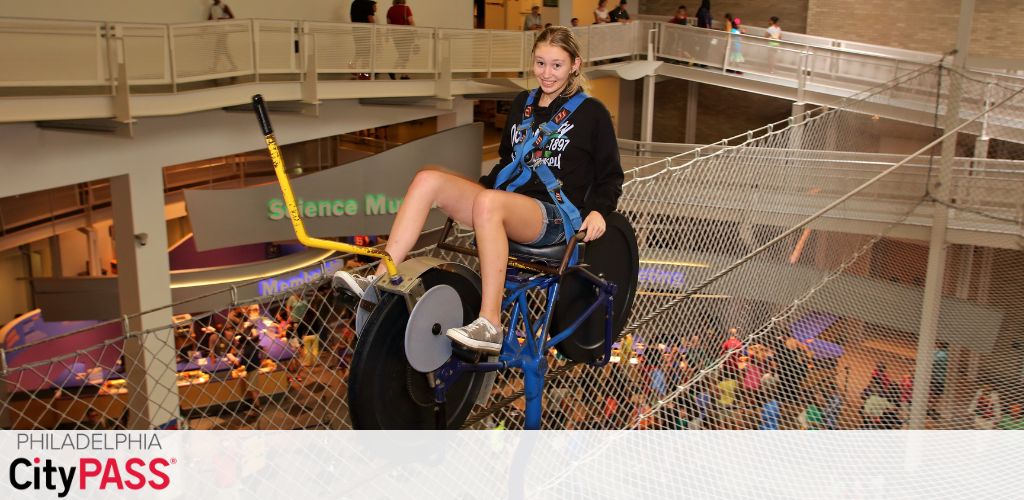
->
[[594, 0, 611, 24], [208, 0, 234, 20]]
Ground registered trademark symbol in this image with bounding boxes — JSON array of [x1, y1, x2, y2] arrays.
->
[[171, 458, 177, 464]]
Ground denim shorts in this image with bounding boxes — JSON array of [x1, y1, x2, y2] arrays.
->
[[526, 198, 567, 247]]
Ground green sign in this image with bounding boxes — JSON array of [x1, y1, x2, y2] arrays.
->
[[267, 193, 403, 220]]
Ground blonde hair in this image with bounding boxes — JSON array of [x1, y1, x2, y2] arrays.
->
[[532, 26, 588, 96]]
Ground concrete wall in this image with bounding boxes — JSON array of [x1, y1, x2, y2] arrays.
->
[[807, 0, 1024, 60], [0, 249, 31, 324], [645, 79, 793, 144], [640, 0, 810, 34], [58, 230, 89, 277]]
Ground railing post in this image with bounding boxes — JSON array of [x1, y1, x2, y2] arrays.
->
[[369, 24, 377, 80], [251, 19, 259, 82], [436, 32, 452, 100], [487, 30, 493, 78], [108, 24, 133, 131], [103, 23, 117, 96], [585, 25, 591, 64], [797, 48, 809, 103], [646, 28, 655, 62], [722, 32, 731, 73], [301, 26, 319, 110], [0, 347, 10, 429], [168, 24, 178, 93]]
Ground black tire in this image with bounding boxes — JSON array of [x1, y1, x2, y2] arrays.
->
[[551, 212, 639, 364], [348, 266, 485, 429]]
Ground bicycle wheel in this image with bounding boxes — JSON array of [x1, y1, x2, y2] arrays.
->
[[551, 211, 639, 364], [348, 265, 485, 429]]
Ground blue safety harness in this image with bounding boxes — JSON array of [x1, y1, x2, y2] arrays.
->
[[493, 89, 589, 246]]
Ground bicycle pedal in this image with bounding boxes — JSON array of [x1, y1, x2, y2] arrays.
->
[[451, 344, 484, 364]]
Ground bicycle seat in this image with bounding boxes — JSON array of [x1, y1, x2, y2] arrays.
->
[[508, 240, 585, 266]]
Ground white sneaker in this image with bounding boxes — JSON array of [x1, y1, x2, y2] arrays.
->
[[333, 271, 380, 299], [445, 317, 503, 355]]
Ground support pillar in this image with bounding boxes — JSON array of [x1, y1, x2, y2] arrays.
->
[[111, 170, 181, 430], [908, 0, 974, 431], [48, 235, 62, 278], [558, 0, 575, 27], [640, 76, 655, 150], [79, 226, 102, 277], [617, 79, 637, 140], [685, 81, 698, 144], [639, 28, 656, 150], [437, 97, 474, 131], [788, 102, 806, 150]]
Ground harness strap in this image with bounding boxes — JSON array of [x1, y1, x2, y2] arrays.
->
[[493, 90, 589, 245]]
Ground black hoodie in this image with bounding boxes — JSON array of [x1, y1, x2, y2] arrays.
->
[[480, 90, 624, 219]]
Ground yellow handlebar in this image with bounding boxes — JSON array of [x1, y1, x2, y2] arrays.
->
[[253, 95, 399, 278]]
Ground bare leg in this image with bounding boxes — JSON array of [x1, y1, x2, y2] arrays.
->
[[375, 168, 484, 275], [374, 167, 545, 327], [471, 190, 545, 325]]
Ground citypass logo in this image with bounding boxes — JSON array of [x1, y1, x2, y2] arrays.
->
[[7, 433, 175, 498]]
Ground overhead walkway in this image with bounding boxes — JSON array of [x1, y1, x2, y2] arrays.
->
[[1, 17, 1022, 141], [618, 139, 1024, 250]]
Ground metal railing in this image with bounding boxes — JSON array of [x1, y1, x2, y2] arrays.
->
[[2, 16, 1017, 91], [3, 17, 1024, 136]]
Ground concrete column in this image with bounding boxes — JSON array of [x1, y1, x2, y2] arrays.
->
[[80, 226, 102, 277], [640, 76, 655, 148], [788, 102, 806, 151], [617, 79, 637, 139], [110, 170, 181, 430], [685, 81, 698, 144], [48, 235, 62, 278], [974, 137, 989, 159], [437, 97, 475, 131], [558, 0, 574, 27], [908, 0, 974, 431]]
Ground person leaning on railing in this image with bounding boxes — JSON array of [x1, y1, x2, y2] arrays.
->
[[208, 0, 234, 20], [594, 0, 611, 24]]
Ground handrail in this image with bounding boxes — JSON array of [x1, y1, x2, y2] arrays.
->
[[2, 16, 1023, 130], [251, 94, 400, 279]]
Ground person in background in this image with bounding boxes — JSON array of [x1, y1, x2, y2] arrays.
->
[[969, 384, 1001, 430], [822, 382, 843, 430], [928, 341, 949, 419], [766, 15, 782, 41], [208, 0, 233, 20], [766, 16, 782, 72], [594, 0, 611, 24], [609, 0, 631, 23], [80, 408, 113, 430], [350, 0, 377, 79], [236, 321, 264, 422], [998, 404, 1024, 430], [386, 0, 415, 80], [571, 17, 580, 27], [758, 385, 781, 430], [524, 5, 543, 31], [716, 367, 739, 429], [800, 392, 824, 430], [695, 0, 712, 28], [861, 381, 894, 428], [668, 5, 688, 25], [208, 0, 237, 72], [870, 361, 891, 390]]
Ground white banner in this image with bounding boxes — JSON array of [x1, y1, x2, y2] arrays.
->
[[2, 431, 1022, 499]]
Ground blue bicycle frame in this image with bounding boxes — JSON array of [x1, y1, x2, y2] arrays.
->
[[433, 220, 618, 430]]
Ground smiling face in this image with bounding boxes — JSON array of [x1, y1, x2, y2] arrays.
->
[[533, 42, 581, 99]]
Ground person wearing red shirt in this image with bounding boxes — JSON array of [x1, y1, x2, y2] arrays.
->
[[386, 0, 415, 79]]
